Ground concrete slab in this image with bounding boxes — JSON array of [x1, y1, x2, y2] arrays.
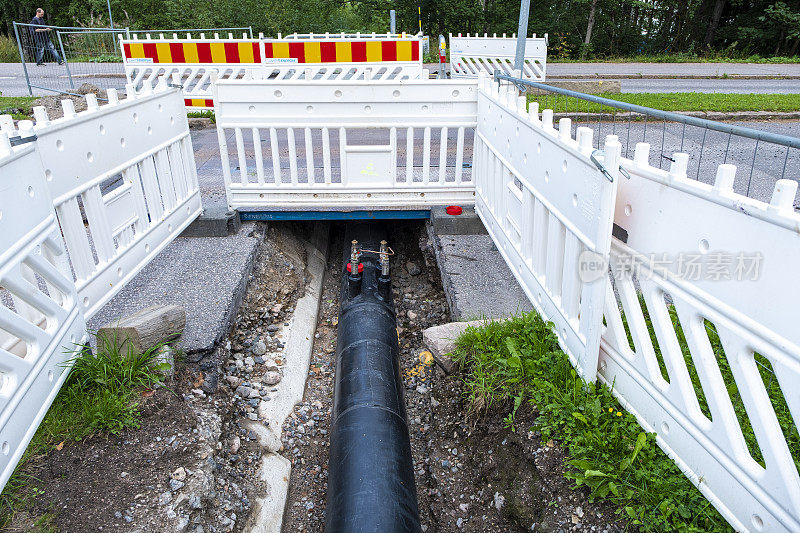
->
[[88, 224, 262, 355], [428, 226, 531, 321]]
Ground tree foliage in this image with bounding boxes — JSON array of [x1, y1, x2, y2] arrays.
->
[[2, 0, 799, 58]]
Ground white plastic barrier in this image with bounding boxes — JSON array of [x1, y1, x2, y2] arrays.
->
[[0, 78, 201, 492], [214, 77, 477, 211], [599, 145, 800, 531], [450, 33, 547, 81], [122, 34, 424, 109], [0, 134, 87, 490], [122, 33, 261, 109], [259, 36, 423, 81], [29, 79, 202, 318], [473, 75, 619, 378]]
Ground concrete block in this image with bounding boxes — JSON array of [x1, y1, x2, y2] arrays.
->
[[180, 204, 241, 237], [429, 206, 487, 235]]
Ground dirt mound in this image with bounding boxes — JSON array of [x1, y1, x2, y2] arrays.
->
[[32, 83, 126, 121]]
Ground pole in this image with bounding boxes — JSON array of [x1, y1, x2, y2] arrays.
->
[[390, 10, 396, 34], [418, 6, 422, 34], [438, 34, 446, 79], [56, 31, 74, 90], [514, 0, 531, 71], [13, 23, 33, 96], [106, 0, 114, 28]]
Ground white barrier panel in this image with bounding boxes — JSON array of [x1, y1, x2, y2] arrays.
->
[[450, 33, 547, 81], [122, 35, 424, 109], [122, 34, 262, 109], [259, 37, 423, 81], [0, 134, 87, 490], [29, 80, 202, 319], [473, 76, 619, 378], [214, 78, 477, 211], [599, 145, 800, 531]]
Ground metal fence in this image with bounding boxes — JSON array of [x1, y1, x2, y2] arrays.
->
[[13, 23, 129, 96], [495, 72, 800, 206], [126, 27, 252, 40], [12, 23, 253, 97]]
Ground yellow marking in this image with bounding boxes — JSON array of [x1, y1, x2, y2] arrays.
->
[[210, 42, 226, 63], [304, 41, 322, 63], [191, 99, 206, 107], [128, 42, 144, 59], [365, 41, 382, 62], [155, 42, 172, 63], [272, 42, 290, 58], [335, 41, 352, 62], [396, 41, 412, 61], [238, 41, 254, 63], [183, 43, 199, 63]]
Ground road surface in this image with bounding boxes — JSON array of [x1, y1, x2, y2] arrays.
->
[[3, 62, 800, 96]]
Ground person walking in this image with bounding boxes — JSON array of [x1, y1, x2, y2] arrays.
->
[[30, 8, 64, 65]]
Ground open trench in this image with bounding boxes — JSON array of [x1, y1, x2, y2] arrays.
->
[[259, 220, 625, 533]]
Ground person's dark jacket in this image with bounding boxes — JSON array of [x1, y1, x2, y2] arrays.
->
[[30, 16, 50, 44]]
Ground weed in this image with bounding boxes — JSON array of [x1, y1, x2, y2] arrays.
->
[[451, 312, 731, 531]]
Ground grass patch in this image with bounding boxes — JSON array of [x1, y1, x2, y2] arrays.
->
[[527, 92, 800, 114], [0, 96, 37, 121], [0, 334, 174, 528], [451, 312, 730, 531], [68, 55, 123, 63], [187, 110, 216, 123]]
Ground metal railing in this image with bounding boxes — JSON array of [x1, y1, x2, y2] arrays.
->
[[495, 72, 800, 205]]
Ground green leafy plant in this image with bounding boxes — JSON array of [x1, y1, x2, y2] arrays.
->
[[451, 312, 731, 531]]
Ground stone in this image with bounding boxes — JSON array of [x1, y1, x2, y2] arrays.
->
[[262, 371, 282, 386], [493, 492, 505, 510], [252, 340, 267, 356], [97, 304, 186, 354], [169, 479, 185, 492], [406, 261, 422, 276], [407, 310, 418, 320], [171, 467, 187, 481], [244, 356, 255, 367], [422, 320, 489, 374], [158, 491, 172, 505], [189, 494, 203, 509], [229, 435, 241, 454], [267, 324, 280, 332], [235, 385, 253, 398], [153, 346, 175, 378]]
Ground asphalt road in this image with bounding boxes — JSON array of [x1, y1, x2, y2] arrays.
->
[[2, 62, 800, 96]]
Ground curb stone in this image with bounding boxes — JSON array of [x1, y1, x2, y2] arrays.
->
[[243, 222, 330, 533]]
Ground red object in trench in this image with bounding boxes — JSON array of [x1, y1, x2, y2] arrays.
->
[[445, 205, 463, 216], [346, 262, 364, 274]]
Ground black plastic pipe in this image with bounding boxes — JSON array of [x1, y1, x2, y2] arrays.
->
[[325, 222, 421, 533]]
